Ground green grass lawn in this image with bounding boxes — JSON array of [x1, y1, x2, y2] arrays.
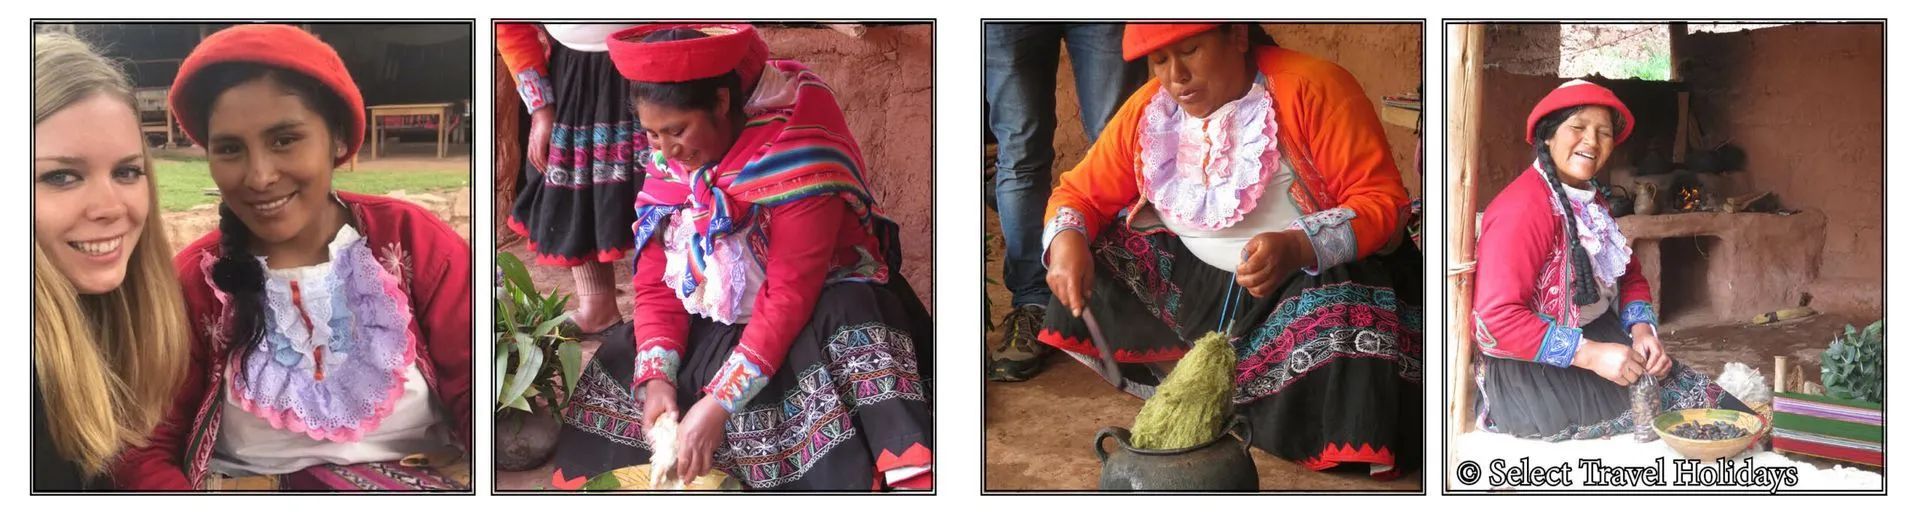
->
[[155, 159, 470, 212]]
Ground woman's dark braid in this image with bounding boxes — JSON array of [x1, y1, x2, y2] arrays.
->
[[211, 204, 267, 357], [1536, 143, 1601, 306]]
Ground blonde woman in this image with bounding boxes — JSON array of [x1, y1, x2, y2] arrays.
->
[[32, 31, 190, 491]]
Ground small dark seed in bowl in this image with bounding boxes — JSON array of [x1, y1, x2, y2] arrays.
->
[[1669, 420, 1750, 440]]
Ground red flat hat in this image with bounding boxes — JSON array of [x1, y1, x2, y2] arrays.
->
[[607, 24, 768, 86], [1122, 23, 1220, 61], [169, 24, 364, 167], [1526, 79, 1635, 145]]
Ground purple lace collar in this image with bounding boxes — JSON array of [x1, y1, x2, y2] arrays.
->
[[213, 225, 419, 442]]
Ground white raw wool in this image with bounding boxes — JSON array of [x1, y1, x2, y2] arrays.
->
[[648, 413, 683, 490], [1716, 361, 1773, 407]]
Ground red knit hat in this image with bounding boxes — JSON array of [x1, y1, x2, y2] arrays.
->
[[1525, 79, 1635, 145], [1122, 23, 1220, 61], [169, 24, 365, 166], [607, 24, 768, 87]]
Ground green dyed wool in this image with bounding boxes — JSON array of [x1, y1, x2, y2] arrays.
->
[[1130, 331, 1235, 450]]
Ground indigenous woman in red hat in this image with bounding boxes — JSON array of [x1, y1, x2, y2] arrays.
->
[[1037, 23, 1420, 478], [1471, 80, 1750, 440], [548, 24, 932, 491], [112, 24, 472, 490], [497, 23, 644, 335]]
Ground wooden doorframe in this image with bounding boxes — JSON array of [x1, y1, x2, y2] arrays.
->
[[1446, 23, 1486, 437]]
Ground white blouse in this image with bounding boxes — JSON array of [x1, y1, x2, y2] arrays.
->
[[543, 23, 634, 53], [207, 225, 448, 476], [1134, 80, 1300, 272], [210, 365, 446, 476]]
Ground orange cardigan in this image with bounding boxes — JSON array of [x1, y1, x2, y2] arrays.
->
[[495, 23, 553, 113], [1044, 46, 1409, 268]]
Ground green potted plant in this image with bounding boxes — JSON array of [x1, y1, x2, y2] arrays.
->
[[495, 251, 585, 471]]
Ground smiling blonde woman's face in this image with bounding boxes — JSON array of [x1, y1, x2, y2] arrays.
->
[[33, 92, 149, 295]]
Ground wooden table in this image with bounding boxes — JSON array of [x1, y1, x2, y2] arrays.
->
[[139, 111, 175, 147], [367, 102, 455, 160], [134, 87, 176, 147]]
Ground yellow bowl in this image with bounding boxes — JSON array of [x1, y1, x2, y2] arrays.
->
[[583, 464, 742, 491], [1653, 408, 1765, 461]]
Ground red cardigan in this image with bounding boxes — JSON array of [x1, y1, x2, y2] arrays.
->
[[112, 192, 472, 490], [630, 195, 880, 412], [1471, 168, 1656, 368]]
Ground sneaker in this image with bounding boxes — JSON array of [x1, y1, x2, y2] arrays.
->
[[988, 305, 1053, 382]]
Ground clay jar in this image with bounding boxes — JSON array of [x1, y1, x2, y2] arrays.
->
[[1634, 182, 1661, 215]]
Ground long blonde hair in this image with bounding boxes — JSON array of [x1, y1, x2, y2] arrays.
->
[[33, 31, 190, 478]]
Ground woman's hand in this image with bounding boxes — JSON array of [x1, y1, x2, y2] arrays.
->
[[639, 379, 678, 433], [1631, 325, 1671, 379], [1236, 231, 1314, 298], [526, 106, 555, 172], [1045, 231, 1094, 316], [1573, 342, 1647, 386], [675, 395, 730, 485]]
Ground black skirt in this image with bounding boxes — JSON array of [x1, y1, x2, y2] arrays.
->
[[507, 43, 639, 266], [554, 281, 934, 491], [1477, 310, 1753, 441], [1035, 219, 1423, 478]]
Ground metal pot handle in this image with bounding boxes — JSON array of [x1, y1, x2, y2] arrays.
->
[[1094, 426, 1130, 463], [1227, 415, 1253, 453]]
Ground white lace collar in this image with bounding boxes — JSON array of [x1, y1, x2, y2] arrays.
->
[[1537, 164, 1632, 290], [258, 224, 364, 281], [1136, 79, 1281, 231]]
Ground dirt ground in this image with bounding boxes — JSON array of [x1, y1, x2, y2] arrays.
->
[[1659, 311, 1877, 391], [980, 208, 1422, 491]]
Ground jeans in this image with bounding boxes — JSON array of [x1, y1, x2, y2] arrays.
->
[[985, 23, 1144, 308]]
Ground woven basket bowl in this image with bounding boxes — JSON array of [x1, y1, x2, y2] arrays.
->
[[586, 464, 742, 491], [1749, 402, 1775, 440], [1653, 408, 1765, 461]]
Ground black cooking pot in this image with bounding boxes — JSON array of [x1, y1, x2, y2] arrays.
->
[[1607, 185, 1634, 217], [1094, 415, 1259, 491]]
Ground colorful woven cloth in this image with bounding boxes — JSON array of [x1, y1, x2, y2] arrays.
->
[[632, 59, 883, 296], [206, 458, 469, 491]]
